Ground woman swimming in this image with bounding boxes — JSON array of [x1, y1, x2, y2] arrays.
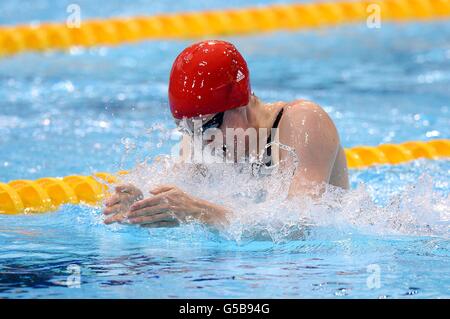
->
[[103, 40, 349, 227]]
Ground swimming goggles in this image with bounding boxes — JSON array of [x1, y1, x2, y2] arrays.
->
[[180, 112, 224, 135]]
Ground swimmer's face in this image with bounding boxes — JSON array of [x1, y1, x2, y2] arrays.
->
[[176, 106, 248, 139], [221, 107, 248, 132], [175, 113, 224, 137], [221, 107, 254, 160], [176, 106, 251, 160]]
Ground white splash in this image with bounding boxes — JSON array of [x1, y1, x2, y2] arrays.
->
[[110, 151, 449, 243]]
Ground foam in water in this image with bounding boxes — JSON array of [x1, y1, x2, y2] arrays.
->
[[102, 127, 450, 243]]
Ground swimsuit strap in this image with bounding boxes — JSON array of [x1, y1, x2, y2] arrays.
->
[[265, 108, 284, 161]]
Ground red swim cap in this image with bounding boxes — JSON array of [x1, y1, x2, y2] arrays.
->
[[168, 40, 251, 119]]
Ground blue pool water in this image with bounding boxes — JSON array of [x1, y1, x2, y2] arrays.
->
[[0, 0, 449, 298]]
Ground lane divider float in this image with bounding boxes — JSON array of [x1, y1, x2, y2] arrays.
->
[[1, 0, 450, 56]]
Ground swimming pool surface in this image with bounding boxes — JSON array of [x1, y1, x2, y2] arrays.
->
[[0, 0, 449, 298]]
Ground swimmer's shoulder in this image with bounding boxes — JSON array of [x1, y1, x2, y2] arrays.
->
[[279, 99, 340, 144], [280, 99, 334, 127], [284, 99, 325, 114]]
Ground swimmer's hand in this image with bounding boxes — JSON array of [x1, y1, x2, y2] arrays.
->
[[105, 185, 229, 228], [103, 184, 143, 223]]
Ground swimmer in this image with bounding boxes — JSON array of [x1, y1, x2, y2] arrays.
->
[[103, 40, 349, 227]]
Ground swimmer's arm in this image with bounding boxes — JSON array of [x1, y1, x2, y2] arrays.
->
[[103, 183, 148, 225], [107, 185, 230, 228], [281, 103, 340, 199]]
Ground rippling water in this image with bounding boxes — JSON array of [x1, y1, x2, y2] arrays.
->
[[0, 0, 449, 298]]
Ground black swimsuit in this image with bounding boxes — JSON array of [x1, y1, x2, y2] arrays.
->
[[264, 108, 284, 167]]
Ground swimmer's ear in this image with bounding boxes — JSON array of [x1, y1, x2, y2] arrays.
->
[[150, 185, 176, 195]]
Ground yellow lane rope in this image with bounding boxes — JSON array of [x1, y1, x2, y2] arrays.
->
[[1, 0, 450, 56], [0, 139, 449, 215]]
